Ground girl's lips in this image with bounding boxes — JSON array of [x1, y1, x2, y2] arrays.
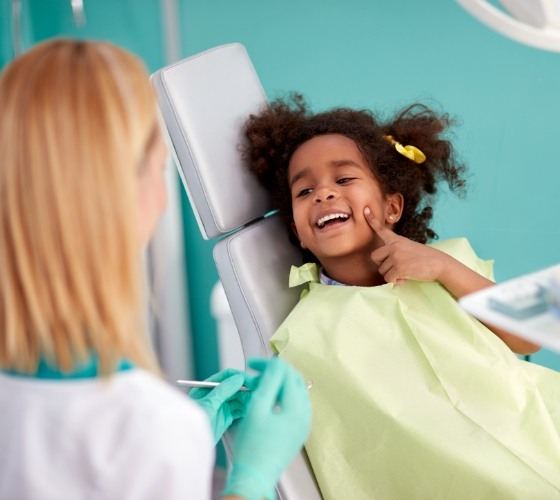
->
[[315, 211, 351, 229], [315, 215, 352, 233]]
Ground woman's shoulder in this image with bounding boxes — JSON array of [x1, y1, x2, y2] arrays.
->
[[0, 369, 214, 499], [106, 370, 214, 495], [95, 370, 215, 496], [112, 369, 209, 426]]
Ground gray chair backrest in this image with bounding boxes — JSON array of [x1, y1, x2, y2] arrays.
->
[[152, 43, 322, 500]]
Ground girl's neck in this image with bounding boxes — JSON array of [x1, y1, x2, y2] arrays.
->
[[320, 253, 385, 287]]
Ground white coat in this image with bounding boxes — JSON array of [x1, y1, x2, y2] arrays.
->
[[0, 369, 214, 500]]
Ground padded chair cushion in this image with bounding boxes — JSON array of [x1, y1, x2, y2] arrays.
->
[[152, 43, 271, 239], [214, 215, 303, 358]]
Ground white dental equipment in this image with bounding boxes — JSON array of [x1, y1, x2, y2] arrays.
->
[[460, 264, 560, 352], [457, 0, 560, 52]]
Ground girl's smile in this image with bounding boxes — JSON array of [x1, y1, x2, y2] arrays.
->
[[315, 211, 350, 230]]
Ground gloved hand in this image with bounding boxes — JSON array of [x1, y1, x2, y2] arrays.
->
[[222, 357, 312, 500], [189, 368, 252, 444]]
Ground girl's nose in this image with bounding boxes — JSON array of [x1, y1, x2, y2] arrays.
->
[[314, 186, 337, 203]]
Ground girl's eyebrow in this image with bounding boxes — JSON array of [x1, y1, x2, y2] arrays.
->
[[289, 159, 362, 188], [289, 167, 310, 188], [331, 159, 361, 168]]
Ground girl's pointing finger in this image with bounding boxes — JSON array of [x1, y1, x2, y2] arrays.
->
[[364, 207, 397, 244]]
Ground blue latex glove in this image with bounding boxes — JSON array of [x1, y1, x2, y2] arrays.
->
[[189, 368, 252, 444], [222, 357, 312, 500]]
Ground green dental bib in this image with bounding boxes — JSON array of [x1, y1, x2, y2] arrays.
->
[[271, 238, 560, 500]]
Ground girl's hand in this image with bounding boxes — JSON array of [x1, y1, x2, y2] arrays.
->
[[363, 208, 540, 353], [364, 207, 451, 285]]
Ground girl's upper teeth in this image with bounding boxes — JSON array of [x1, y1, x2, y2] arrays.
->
[[317, 213, 349, 228]]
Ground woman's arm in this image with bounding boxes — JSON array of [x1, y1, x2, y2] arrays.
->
[[438, 254, 541, 355]]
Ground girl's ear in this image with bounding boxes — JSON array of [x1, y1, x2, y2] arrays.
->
[[291, 220, 298, 237], [291, 221, 305, 248], [385, 193, 404, 224]]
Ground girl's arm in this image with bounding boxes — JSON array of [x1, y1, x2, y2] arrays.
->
[[375, 240, 541, 354], [437, 254, 541, 355]]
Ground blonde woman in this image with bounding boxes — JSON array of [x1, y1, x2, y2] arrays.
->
[[0, 39, 310, 500]]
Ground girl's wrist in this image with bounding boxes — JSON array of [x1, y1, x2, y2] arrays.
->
[[435, 252, 455, 285]]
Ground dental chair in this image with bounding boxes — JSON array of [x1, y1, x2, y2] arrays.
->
[[152, 43, 323, 500]]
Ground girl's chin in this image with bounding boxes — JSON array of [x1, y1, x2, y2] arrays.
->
[[314, 248, 370, 262]]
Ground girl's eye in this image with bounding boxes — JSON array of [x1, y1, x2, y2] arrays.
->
[[337, 177, 355, 185], [296, 188, 313, 198]]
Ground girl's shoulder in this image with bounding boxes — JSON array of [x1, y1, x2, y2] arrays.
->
[[428, 237, 494, 281], [428, 236, 473, 257]]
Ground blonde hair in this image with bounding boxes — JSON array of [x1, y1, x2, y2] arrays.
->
[[0, 39, 159, 375]]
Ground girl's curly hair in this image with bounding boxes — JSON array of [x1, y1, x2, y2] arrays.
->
[[242, 94, 466, 247]]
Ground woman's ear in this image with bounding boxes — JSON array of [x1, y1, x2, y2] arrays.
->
[[385, 193, 404, 224]]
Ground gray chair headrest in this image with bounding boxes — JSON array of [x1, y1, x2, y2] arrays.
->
[[152, 43, 272, 239]]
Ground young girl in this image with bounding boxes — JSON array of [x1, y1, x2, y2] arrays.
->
[[0, 40, 310, 500], [243, 95, 560, 500]]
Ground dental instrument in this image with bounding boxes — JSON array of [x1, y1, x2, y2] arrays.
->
[[177, 379, 313, 391], [177, 380, 250, 391]]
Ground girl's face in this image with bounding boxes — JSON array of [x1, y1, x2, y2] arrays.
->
[[288, 134, 402, 264], [137, 131, 169, 247]]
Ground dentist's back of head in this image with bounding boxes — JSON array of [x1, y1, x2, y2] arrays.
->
[[0, 39, 159, 375]]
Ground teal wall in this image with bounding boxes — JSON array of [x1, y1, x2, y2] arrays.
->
[[1, 1, 13, 67], [180, 0, 560, 370], [2, 1, 559, 372]]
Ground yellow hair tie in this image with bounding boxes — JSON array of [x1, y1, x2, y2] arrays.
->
[[383, 135, 426, 164]]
